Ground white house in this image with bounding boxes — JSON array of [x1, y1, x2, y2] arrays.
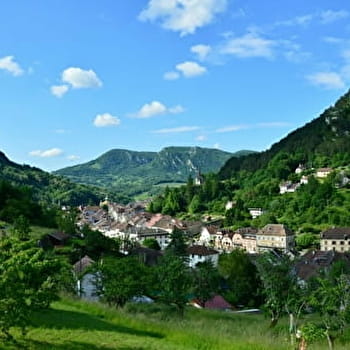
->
[[187, 245, 219, 268], [249, 208, 264, 219], [316, 168, 333, 178], [198, 226, 218, 246]]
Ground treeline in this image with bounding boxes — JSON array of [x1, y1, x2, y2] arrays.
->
[[0, 154, 130, 207], [0, 180, 57, 227]]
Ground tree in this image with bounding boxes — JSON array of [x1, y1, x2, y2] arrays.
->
[[219, 250, 261, 306], [256, 252, 305, 335], [95, 256, 149, 308], [155, 253, 192, 316], [191, 260, 220, 306], [142, 238, 161, 250], [10, 215, 31, 241], [307, 273, 350, 350], [56, 208, 77, 234], [166, 227, 188, 258], [0, 238, 68, 339]]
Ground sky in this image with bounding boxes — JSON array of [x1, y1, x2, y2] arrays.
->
[[1, 0, 350, 171]]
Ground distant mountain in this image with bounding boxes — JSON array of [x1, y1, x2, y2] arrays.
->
[[219, 90, 350, 180], [55, 147, 255, 197], [0, 151, 128, 206]]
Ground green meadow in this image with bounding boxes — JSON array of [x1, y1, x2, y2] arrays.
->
[[1, 298, 350, 350]]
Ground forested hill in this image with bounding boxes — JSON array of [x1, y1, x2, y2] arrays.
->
[[55, 147, 255, 197], [0, 151, 127, 206], [219, 90, 350, 179]]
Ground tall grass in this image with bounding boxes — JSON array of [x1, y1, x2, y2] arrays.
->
[[0, 297, 349, 349]]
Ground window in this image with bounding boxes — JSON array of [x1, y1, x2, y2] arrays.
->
[[341, 241, 345, 245], [332, 241, 336, 245]]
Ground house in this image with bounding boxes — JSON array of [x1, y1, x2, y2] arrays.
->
[[46, 231, 70, 247], [204, 295, 232, 311], [215, 229, 234, 252], [295, 164, 306, 174], [225, 201, 234, 210], [300, 175, 309, 185], [320, 227, 350, 252], [194, 171, 204, 185], [232, 227, 258, 254], [256, 224, 295, 253], [187, 245, 219, 268], [279, 181, 300, 194], [248, 208, 264, 219], [73, 255, 98, 301], [129, 247, 163, 266], [198, 225, 218, 246], [295, 250, 350, 283], [316, 167, 333, 178], [133, 227, 170, 249]]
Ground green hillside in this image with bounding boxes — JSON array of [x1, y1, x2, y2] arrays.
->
[[149, 90, 350, 232], [55, 147, 254, 198], [2, 297, 344, 350], [0, 151, 127, 206]]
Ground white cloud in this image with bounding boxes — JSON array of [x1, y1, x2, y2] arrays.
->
[[257, 122, 292, 128], [307, 72, 345, 89], [164, 71, 180, 80], [93, 113, 121, 127], [191, 44, 212, 60], [216, 122, 292, 133], [29, 148, 63, 158], [134, 101, 185, 118], [275, 14, 314, 27], [196, 135, 207, 141], [216, 125, 248, 133], [152, 126, 200, 134], [67, 155, 80, 161], [50, 84, 69, 98], [168, 105, 185, 114], [213, 143, 220, 149], [221, 33, 276, 58], [320, 10, 349, 24], [0, 56, 24, 76], [62, 67, 102, 88], [139, 0, 228, 36], [175, 61, 207, 77]]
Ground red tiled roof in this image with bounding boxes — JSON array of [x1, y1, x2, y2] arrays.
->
[[204, 295, 232, 310]]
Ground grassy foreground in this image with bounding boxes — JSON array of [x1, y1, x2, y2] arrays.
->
[[1, 298, 350, 350]]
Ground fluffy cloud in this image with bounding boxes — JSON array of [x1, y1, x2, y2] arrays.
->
[[307, 72, 345, 89], [0, 56, 24, 76], [220, 33, 276, 59], [134, 101, 185, 118], [152, 126, 200, 134], [93, 113, 121, 127], [62, 67, 102, 88], [29, 148, 63, 158], [139, 0, 228, 36], [191, 44, 212, 60], [50, 84, 69, 98], [175, 61, 207, 77]]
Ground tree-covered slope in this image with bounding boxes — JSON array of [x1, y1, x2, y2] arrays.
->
[[0, 151, 126, 206], [55, 147, 254, 197], [219, 90, 350, 179]]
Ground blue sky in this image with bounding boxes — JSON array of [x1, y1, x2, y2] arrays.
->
[[1, 0, 350, 171]]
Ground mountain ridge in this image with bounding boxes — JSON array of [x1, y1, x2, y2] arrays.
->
[[55, 147, 255, 197]]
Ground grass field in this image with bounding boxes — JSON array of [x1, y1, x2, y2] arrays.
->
[[1, 298, 350, 350]]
